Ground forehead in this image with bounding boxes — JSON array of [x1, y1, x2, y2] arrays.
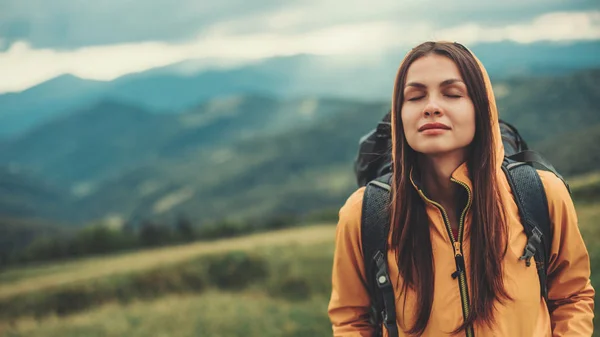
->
[[405, 54, 463, 85]]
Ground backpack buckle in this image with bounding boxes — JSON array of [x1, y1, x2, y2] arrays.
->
[[381, 309, 390, 324], [520, 227, 542, 267], [382, 312, 399, 336]]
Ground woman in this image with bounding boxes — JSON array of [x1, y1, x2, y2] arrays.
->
[[328, 41, 594, 336]]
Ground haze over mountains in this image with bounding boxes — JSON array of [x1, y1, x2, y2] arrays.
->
[[0, 40, 599, 229], [1, 41, 599, 138]]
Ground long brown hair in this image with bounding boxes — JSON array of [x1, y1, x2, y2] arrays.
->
[[389, 41, 511, 335]]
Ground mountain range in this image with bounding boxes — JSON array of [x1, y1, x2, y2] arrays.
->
[[0, 38, 599, 232], [1, 68, 599, 227], [1, 40, 599, 139]]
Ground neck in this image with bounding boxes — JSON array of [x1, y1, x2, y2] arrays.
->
[[418, 152, 466, 207]]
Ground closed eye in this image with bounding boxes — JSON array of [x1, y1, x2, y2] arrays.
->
[[446, 94, 462, 98], [407, 96, 424, 101]]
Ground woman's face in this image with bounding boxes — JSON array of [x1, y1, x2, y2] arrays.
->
[[401, 54, 476, 159]]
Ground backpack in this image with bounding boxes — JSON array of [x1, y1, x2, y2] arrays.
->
[[354, 110, 569, 337]]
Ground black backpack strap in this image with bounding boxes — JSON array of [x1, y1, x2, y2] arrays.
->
[[501, 158, 552, 300], [361, 173, 398, 337]]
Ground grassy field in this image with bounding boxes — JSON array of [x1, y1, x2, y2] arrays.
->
[[0, 194, 599, 336], [0, 224, 335, 300], [2, 292, 332, 337], [0, 225, 337, 337]]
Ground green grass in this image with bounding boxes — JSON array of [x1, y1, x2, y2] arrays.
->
[[0, 262, 81, 285], [0, 292, 332, 337], [0, 239, 336, 337], [0, 225, 334, 300], [0, 235, 335, 322], [570, 171, 600, 202]]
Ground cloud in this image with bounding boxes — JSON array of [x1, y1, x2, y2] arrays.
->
[[0, 40, 193, 92], [435, 11, 600, 44], [1, 0, 598, 49], [0, 10, 599, 93], [0, 21, 400, 93], [0, 0, 282, 49]]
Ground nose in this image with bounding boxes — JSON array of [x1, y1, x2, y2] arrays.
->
[[423, 98, 443, 117]]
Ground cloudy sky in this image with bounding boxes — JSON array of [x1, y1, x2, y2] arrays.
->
[[0, 0, 599, 93]]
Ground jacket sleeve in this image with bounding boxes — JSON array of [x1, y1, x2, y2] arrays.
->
[[539, 171, 595, 337], [327, 187, 375, 336]]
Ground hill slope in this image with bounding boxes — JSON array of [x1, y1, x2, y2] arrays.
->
[[496, 69, 600, 142], [536, 123, 600, 177], [0, 69, 598, 225]]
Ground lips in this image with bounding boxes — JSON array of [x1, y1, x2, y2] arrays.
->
[[418, 122, 451, 132]]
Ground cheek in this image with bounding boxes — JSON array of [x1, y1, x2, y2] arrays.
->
[[400, 108, 416, 137], [401, 107, 422, 149], [400, 106, 419, 129], [454, 103, 476, 139]]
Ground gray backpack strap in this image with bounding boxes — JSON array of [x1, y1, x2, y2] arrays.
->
[[502, 158, 552, 300], [361, 173, 398, 337]]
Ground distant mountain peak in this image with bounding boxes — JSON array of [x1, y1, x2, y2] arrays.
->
[[23, 74, 105, 94]]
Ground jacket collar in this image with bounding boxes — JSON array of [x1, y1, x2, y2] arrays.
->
[[409, 161, 473, 199]]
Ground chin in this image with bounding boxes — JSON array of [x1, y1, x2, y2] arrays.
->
[[412, 144, 468, 157], [416, 149, 453, 157], [413, 145, 454, 155]]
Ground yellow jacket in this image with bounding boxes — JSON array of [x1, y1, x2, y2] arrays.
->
[[327, 50, 594, 336]]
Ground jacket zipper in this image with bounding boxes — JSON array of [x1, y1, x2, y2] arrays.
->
[[418, 178, 474, 337]]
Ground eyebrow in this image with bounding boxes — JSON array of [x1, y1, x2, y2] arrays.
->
[[405, 78, 464, 89]]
